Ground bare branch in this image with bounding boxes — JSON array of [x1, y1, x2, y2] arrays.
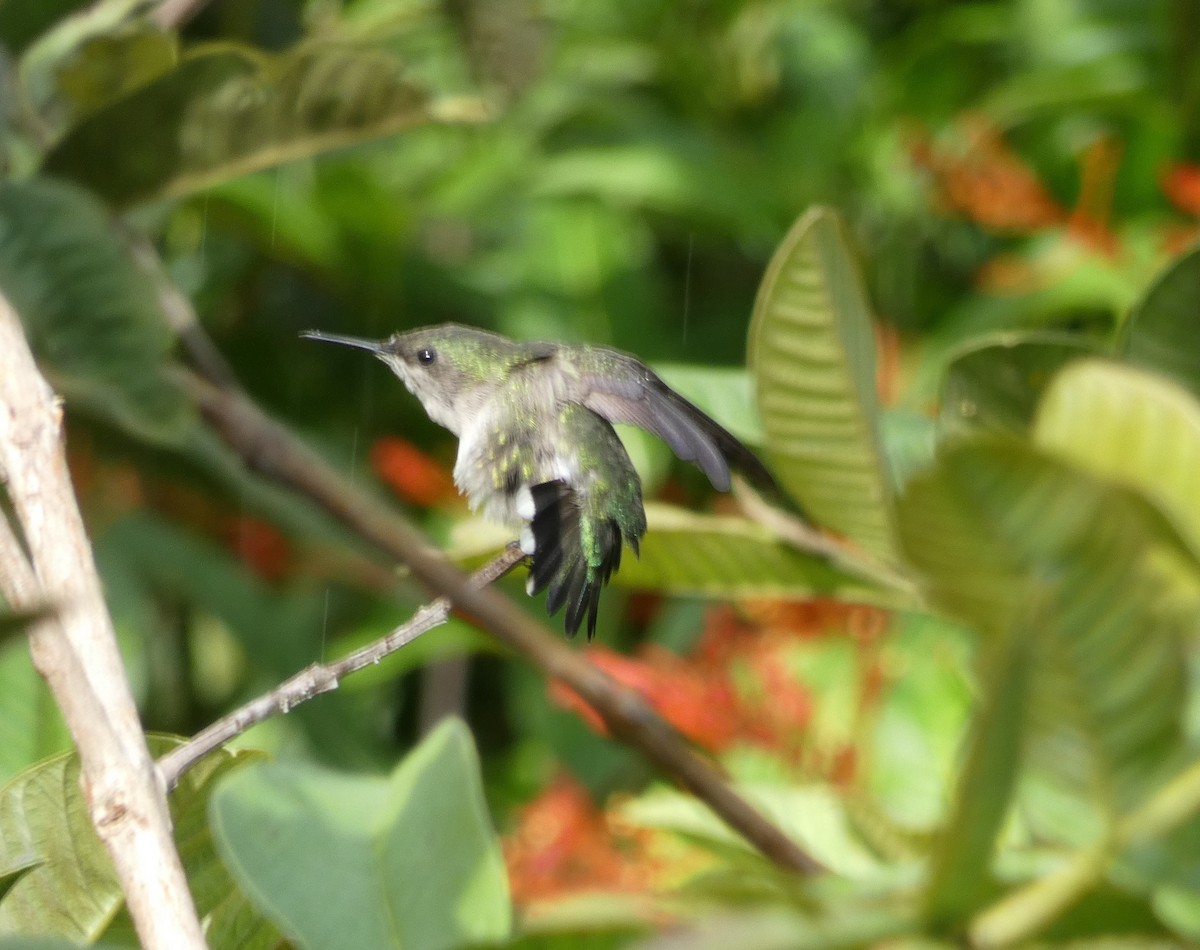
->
[[179, 369, 823, 875], [158, 544, 526, 788], [0, 296, 207, 950]]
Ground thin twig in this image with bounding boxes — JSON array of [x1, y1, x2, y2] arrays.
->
[[0, 296, 207, 950], [159, 544, 525, 788], [178, 369, 823, 874]]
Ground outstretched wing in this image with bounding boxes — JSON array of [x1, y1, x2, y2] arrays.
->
[[563, 348, 777, 493]]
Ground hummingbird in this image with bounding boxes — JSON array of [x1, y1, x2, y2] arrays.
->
[[302, 324, 778, 639]]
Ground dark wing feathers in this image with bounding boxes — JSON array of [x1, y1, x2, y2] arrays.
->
[[527, 481, 625, 640], [577, 359, 776, 493]]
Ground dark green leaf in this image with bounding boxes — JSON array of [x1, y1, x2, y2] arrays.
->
[[940, 332, 1100, 437], [0, 178, 192, 443], [211, 718, 511, 950], [0, 751, 122, 941], [1122, 241, 1200, 398], [42, 43, 479, 207], [0, 0, 91, 56]]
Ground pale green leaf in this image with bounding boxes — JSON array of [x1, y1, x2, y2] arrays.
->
[[621, 784, 881, 879], [210, 718, 511, 950], [748, 206, 896, 561], [899, 441, 1197, 827], [42, 43, 483, 207], [1033, 359, 1200, 561], [613, 504, 903, 606]]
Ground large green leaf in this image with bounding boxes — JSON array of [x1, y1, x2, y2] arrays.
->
[[166, 744, 281, 950], [451, 503, 910, 606], [1033, 359, 1200, 561], [0, 178, 192, 443], [939, 332, 1101, 437], [1121, 241, 1200, 398], [621, 783, 881, 879], [0, 739, 266, 944], [899, 441, 1200, 926], [42, 42, 479, 207], [747, 206, 896, 562], [210, 718, 511, 950], [0, 752, 121, 940], [623, 504, 904, 605]]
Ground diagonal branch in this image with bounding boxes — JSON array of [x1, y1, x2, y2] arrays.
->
[[158, 543, 526, 789], [0, 294, 207, 950], [177, 368, 823, 875]]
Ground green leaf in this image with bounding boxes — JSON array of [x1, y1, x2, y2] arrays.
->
[[0, 642, 72, 786], [748, 206, 896, 561], [899, 441, 1197, 827], [0, 607, 50, 647], [621, 784, 882, 880], [1121, 241, 1200, 398], [210, 718, 511, 950], [42, 42, 480, 207], [940, 332, 1101, 437], [17, 1, 175, 133], [0, 738, 268, 944], [1033, 359, 1200, 562], [923, 618, 1031, 928], [166, 743, 281, 950], [0, 752, 122, 941], [618, 503, 902, 605], [0, 178, 192, 444], [0, 0, 91, 56]]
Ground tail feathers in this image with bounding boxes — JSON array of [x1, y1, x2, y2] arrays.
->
[[526, 481, 626, 640]]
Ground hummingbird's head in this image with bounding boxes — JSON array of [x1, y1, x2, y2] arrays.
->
[[302, 324, 526, 434]]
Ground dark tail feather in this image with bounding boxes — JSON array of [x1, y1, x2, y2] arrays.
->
[[526, 481, 625, 640]]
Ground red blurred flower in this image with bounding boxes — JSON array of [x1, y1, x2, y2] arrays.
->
[[550, 646, 743, 751], [1162, 163, 1200, 216], [550, 599, 891, 777], [370, 436, 458, 507], [503, 773, 657, 903], [224, 515, 291, 583]]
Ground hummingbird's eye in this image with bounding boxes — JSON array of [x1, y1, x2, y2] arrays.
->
[[416, 347, 437, 366]]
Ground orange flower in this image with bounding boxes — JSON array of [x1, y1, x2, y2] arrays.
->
[[550, 646, 742, 751], [369, 436, 458, 507], [913, 117, 1064, 233], [503, 774, 657, 903], [1162, 163, 1200, 216]]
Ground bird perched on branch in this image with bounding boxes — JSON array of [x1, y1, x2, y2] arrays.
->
[[303, 324, 777, 639]]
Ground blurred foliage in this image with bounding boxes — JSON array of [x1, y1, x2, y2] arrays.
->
[[3, 0, 1200, 948]]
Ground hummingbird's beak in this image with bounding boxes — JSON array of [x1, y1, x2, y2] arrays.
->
[[300, 330, 384, 353]]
